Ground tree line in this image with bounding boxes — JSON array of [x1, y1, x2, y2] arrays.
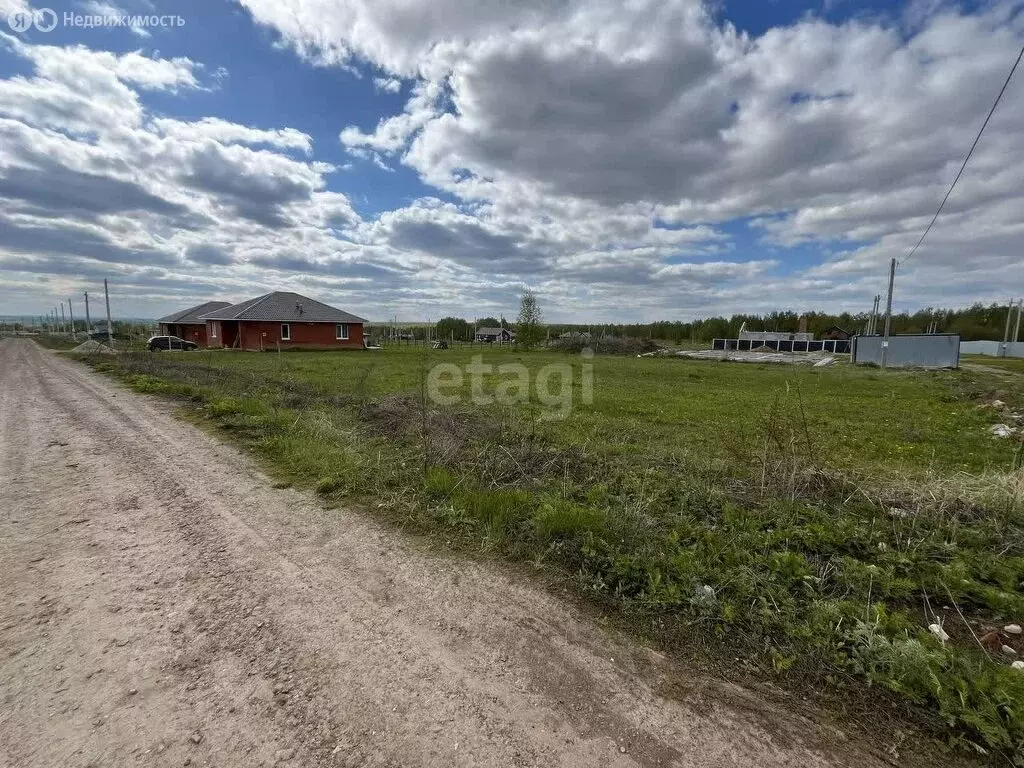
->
[[421, 302, 1017, 343]]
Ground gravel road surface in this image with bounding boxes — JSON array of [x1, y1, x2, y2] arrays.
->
[[0, 339, 879, 767]]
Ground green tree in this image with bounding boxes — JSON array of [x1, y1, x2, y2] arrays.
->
[[435, 316, 473, 341], [515, 289, 545, 349]]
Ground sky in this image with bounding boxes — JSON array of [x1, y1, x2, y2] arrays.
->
[[0, 0, 1021, 323]]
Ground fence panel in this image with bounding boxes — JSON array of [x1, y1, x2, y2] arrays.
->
[[853, 334, 960, 367]]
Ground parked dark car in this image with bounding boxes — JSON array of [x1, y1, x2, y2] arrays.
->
[[147, 335, 198, 351]]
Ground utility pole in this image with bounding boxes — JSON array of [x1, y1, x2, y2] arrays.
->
[[104, 279, 113, 348], [84, 292, 91, 336], [68, 299, 77, 342], [1013, 297, 1023, 349], [1002, 298, 1015, 357], [881, 258, 896, 368]]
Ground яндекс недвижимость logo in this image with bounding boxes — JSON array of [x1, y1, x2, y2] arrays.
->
[[7, 8, 183, 33], [7, 8, 57, 33]]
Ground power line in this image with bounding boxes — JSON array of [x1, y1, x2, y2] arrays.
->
[[900, 43, 1024, 266]]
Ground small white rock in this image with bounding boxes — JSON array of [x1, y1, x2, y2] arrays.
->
[[1011, 661, 1024, 671], [1005, 624, 1022, 635], [1001, 645, 1017, 656], [992, 400, 1006, 409], [695, 584, 715, 601], [990, 424, 1014, 438], [928, 623, 949, 643]]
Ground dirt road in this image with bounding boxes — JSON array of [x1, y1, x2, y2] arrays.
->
[[0, 339, 879, 767]]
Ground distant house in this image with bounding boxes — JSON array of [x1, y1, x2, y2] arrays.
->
[[738, 322, 813, 342], [157, 301, 231, 346], [88, 321, 114, 341], [200, 291, 367, 351], [87, 322, 132, 343], [823, 326, 852, 341], [475, 326, 515, 343]]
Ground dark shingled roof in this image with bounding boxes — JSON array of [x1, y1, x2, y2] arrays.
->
[[157, 301, 231, 324], [476, 327, 514, 336], [199, 292, 367, 323]]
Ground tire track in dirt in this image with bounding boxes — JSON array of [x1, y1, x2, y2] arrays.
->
[[0, 339, 882, 767]]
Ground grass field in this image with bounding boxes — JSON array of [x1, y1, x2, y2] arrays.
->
[[965, 354, 1024, 375], [79, 344, 1024, 762], [29, 334, 82, 350]]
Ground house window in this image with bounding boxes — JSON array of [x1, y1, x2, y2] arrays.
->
[[281, 323, 291, 341], [336, 323, 349, 340], [211, 323, 217, 338]]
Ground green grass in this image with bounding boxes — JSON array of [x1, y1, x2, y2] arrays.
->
[[83, 346, 1024, 763], [109, 346, 1019, 473], [965, 354, 1024, 375], [31, 334, 82, 350]]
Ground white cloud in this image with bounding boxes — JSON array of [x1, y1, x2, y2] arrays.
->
[[152, 117, 313, 154], [0, 0, 31, 16], [3, 2, 1024, 322], [80, 0, 125, 14], [78, 1, 151, 36], [234, 0, 1024, 318], [373, 76, 401, 93], [341, 79, 440, 153], [0, 33, 204, 134], [237, 0, 570, 76], [1, 35, 202, 91], [346, 146, 394, 171], [0, 38, 381, 313]]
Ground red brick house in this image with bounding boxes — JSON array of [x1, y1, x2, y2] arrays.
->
[[200, 291, 367, 351], [157, 301, 231, 346]]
